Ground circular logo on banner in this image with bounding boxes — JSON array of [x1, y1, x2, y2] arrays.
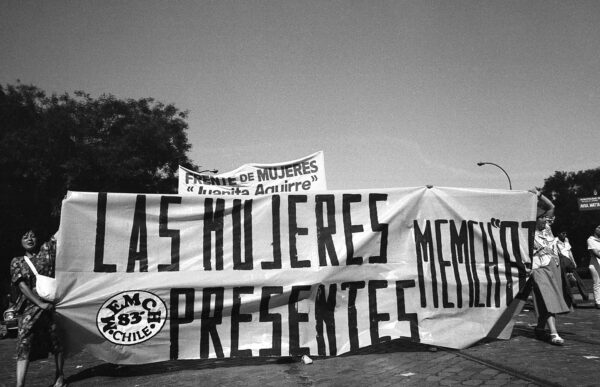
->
[[96, 290, 167, 346]]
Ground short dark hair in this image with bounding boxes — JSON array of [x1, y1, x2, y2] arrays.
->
[[15, 226, 38, 241]]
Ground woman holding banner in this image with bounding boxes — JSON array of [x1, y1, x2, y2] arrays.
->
[[10, 228, 66, 387], [531, 191, 571, 346]]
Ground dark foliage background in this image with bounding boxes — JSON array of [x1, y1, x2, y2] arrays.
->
[[0, 83, 198, 307]]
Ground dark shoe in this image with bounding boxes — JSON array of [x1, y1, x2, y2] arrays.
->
[[596, 303, 600, 309], [534, 327, 546, 340]]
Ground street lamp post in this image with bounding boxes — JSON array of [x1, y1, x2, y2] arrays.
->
[[477, 162, 512, 190]]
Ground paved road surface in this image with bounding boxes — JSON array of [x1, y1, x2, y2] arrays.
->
[[1, 294, 599, 386]]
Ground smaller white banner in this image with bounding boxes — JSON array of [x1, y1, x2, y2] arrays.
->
[[178, 151, 327, 196]]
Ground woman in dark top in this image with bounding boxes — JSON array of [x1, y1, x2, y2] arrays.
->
[[10, 228, 65, 387]]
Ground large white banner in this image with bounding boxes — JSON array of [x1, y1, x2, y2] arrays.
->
[[178, 151, 327, 195], [55, 188, 536, 364]]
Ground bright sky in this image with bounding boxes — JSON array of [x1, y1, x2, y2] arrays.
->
[[2, 1, 599, 191]]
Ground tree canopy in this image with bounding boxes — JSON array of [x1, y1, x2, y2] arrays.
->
[[0, 83, 198, 295]]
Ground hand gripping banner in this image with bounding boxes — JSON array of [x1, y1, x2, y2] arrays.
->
[[178, 151, 327, 196], [55, 187, 536, 364]]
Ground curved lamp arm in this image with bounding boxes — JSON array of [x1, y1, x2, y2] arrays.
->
[[477, 162, 512, 190]]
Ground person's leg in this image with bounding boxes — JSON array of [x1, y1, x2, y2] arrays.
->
[[560, 268, 575, 307], [47, 311, 66, 386], [536, 313, 547, 330], [546, 314, 564, 345], [572, 270, 589, 300], [16, 359, 29, 387], [54, 351, 65, 386], [532, 277, 548, 338], [589, 258, 600, 306], [16, 312, 35, 387], [546, 314, 558, 334]]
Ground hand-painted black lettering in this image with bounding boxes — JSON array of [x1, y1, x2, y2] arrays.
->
[[315, 284, 337, 356], [289, 285, 311, 356], [499, 221, 526, 306], [368, 280, 391, 344], [169, 288, 194, 360], [504, 221, 527, 292], [395, 280, 420, 341], [343, 194, 363, 265], [341, 281, 365, 352], [482, 222, 500, 307], [262, 195, 282, 269], [258, 286, 283, 356], [368, 193, 388, 264], [435, 219, 453, 308], [499, 223, 513, 305], [315, 195, 339, 266], [449, 220, 467, 308], [243, 199, 253, 267], [467, 221, 484, 307], [203, 198, 224, 270], [233, 199, 254, 270], [94, 192, 115, 272], [127, 195, 148, 272], [414, 220, 435, 307], [200, 287, 224, 358], [289, 195, 310, 268], [463, 221, 475, 306], [158, 196, 181, 271], [231, 286, 254, 357]]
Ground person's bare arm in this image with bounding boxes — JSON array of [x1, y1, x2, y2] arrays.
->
[[538, 194, 555, 218], [18, 281, 53, 311], [529, 189, 555, 218]]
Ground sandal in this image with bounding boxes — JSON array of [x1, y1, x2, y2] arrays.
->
[[549, 333, 564, 346]]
